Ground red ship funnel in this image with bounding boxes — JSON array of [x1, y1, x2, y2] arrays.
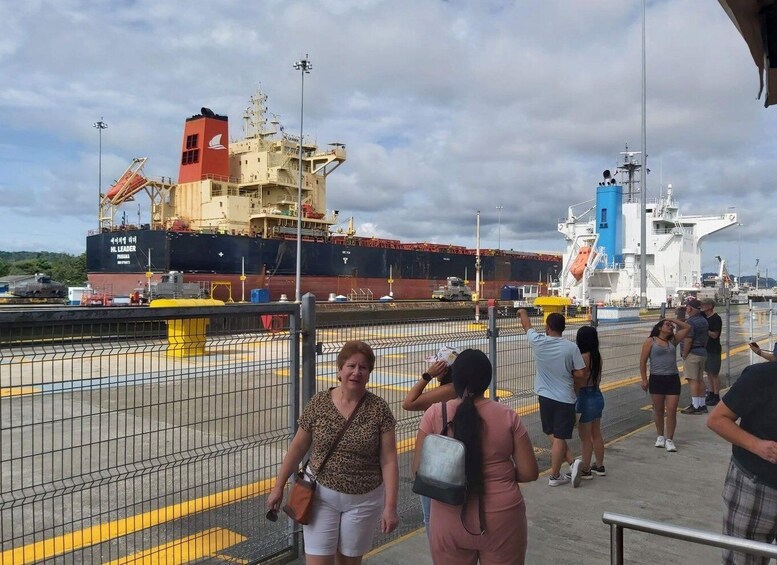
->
[[178, 109, 229, 184]]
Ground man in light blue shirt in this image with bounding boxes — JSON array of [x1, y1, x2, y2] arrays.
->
[[518, 309, 588, 487]]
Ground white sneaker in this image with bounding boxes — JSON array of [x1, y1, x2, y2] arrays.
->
[[655, 436, 666, 448], [665, 439, 677, 452], [570, 459, 582, 488], [549, 474, 571, 487]]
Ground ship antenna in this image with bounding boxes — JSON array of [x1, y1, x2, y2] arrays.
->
[[243, 88, 269, 138]]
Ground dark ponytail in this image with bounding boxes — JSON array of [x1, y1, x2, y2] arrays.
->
[[453, 395, 484, 494], [576, 326, 602, 387], [450, 349, 492, 496]]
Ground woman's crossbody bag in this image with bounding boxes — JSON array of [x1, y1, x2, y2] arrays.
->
[[283, 393, 367, 524]]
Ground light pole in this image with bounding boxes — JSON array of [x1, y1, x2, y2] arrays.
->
[[496, 205, 503, 251], [293, 55, 312, 302], [94, 118, 108, 231], [737, 223, 743, 283]]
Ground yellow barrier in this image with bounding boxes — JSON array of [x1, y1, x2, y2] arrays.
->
[[150, 299, 225, 357], [534, 296, 572, 323]]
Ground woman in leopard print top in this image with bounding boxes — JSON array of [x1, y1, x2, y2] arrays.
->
[[267, 340, 399, 564]]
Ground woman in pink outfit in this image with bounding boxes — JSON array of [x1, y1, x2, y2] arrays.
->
[[413, 349, 539, 564]]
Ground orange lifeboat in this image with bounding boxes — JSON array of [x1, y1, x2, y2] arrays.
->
[[106, 170, 147, 202], [570, 246, 593, 281]]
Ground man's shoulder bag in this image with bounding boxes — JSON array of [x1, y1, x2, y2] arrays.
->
[[412, 402, 467, 506]]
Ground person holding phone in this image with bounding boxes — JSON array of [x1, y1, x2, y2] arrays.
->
[[403, 358, 458, 537], [707, 358, 777, 564], [749, 341, 777, 362]]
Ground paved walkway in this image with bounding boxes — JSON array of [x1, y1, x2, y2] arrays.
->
[[367, 410, 733, 564]]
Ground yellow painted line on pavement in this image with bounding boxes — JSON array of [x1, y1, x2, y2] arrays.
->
[[0, 481, 272, 564], [0, 386, 40, 397], [103, 528, 246, 565], [214, 554, 250, 564]]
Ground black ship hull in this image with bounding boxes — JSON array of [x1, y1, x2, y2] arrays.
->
[[87, 230, 560, 300]]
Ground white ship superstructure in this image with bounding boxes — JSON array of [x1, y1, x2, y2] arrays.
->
[[557, 153, 738, 306]]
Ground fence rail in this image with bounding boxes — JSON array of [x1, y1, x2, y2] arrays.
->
[[602, 512, 777, 564]]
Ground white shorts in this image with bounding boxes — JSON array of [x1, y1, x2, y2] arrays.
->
[[303, 481, 384, 557]]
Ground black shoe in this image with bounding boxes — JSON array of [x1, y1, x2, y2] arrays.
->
[[706, 394, 720, 406], [680, 404, 697, 414], [694, 405, 708, 414], [705, 391, 714, 403]]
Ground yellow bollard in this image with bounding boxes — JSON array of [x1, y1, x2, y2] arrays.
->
[[150, 299, 225, 357], [534, 296, 573, 324]]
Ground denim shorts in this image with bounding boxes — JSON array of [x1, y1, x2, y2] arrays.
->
[[575, 386, 604, 424]]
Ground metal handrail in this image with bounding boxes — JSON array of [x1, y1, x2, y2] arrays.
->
[[602, 512, 777, 565]]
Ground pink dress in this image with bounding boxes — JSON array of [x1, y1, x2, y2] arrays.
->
[[420, 398, 529, 565]]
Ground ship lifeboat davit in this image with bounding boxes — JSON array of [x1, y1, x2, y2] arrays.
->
[[566, 246, 594, 287], [106, 170, 148, 203]]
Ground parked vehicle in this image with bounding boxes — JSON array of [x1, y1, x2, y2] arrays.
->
[[4, 274, 67, 299], [432, 277, 473, 301]]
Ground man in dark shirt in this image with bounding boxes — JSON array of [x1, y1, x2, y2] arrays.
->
[[708, 362, 777, 564], [701, 298, 723, 406]]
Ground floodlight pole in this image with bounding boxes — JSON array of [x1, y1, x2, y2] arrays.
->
[[639, 0, 647, 309], [737, 223, 743, 283], [496, 205, 503, 251], [293, 55, 312, 302], [94, 118, 108, 231], [475, 210, 481, 322]]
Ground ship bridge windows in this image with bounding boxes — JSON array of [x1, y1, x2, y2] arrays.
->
[[186, 134, 199, 149], [211, 183, 223, 196], [181, 149, 199, 165]]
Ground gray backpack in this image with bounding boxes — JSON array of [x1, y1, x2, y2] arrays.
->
[[412, 402, 466, 505]]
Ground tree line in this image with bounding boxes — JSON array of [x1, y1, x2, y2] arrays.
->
[[0, 252, 87, 286]]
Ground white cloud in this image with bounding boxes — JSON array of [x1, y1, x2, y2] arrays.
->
[[0, 0, 773, 277]]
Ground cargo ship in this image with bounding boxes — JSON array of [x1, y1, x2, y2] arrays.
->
[[87, 89, 561, 301], [556, 150, 738, 306]]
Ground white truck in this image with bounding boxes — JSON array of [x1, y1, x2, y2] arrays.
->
[[432, 277, 473, 301]]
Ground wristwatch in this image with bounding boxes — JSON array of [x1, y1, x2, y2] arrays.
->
[[422, 372, 433, 382]]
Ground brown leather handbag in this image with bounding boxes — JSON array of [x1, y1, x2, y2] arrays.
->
[[283, 394, 367, 524]]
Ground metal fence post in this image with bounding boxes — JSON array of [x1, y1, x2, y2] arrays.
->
[[748, 300, 754, 363], [488, 305, 498, 401], [591, 304, 598, 328], [725, 297, 731, 382], [301, 293, 317, 407], [289, 304, 301, 434], [610, 523, 624, 565], [659, 302, 666, 319]]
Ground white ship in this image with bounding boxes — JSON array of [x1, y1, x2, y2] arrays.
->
[[556, 151, 738, 306]]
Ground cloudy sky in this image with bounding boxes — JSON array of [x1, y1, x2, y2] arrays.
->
[[1, 0, 774, 279]]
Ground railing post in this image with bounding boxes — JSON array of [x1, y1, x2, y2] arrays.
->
[[301, 292, 317, 407], [488, 305, 498, 401], [610, 523, 624, 565], [289, 304, 301, 434], [591, 304, 598, 327], [725, 296, 731, 381]]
